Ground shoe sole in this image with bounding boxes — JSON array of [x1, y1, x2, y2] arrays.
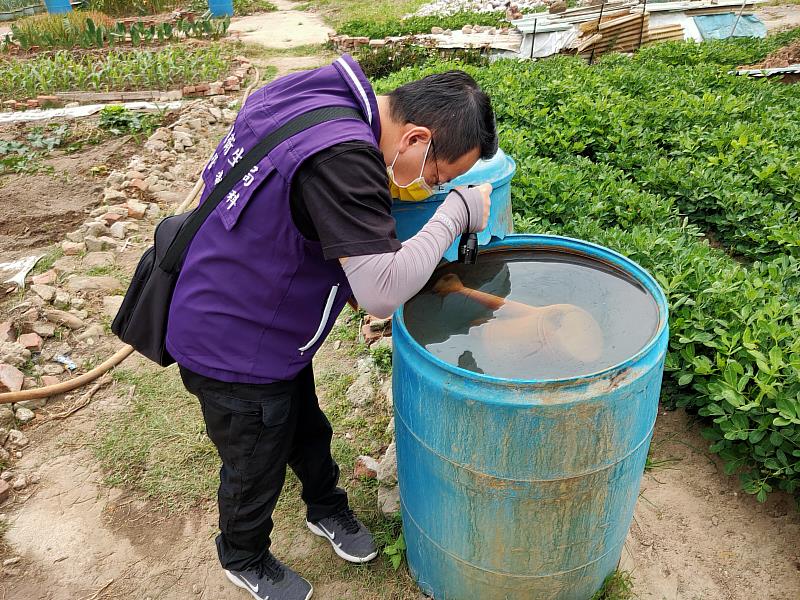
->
[[306, 521, 379, 564], [224, 569, 313, 600]]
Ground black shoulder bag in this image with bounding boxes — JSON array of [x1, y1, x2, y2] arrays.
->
[[111, 106, 363, 366]]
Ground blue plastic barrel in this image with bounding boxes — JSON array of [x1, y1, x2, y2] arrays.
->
[[208, 0, 234, 17], [44, 0, 71, 14], [391, 148, 516, 262], [393, 234, 669, 599]]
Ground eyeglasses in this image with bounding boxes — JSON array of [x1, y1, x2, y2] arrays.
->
[[429, 137, 442, 187]]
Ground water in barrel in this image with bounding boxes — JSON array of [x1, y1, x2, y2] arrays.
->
[[404, 249, 660, 380]]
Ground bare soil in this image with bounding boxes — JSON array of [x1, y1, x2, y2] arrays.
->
[[0, 128, 134, 260], [747, 38, 800, 68]]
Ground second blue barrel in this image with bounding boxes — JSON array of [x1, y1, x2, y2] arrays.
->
[[44, 0, 71, 14], [392, 234, 669, 599], [208, 0, 234, 17]]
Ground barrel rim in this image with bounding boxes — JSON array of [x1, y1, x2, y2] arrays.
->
[[394, 233, 669, 387]]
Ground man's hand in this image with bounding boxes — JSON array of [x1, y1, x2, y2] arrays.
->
[[476, 183, 492, 231]]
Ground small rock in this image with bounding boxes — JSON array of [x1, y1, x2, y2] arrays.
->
[[357, 356, 376, 374], [462, 25, 473, 34], [62, 241, 85, 256], [103, 189, 128, 204], [368, 317, 391, 332], [53, 256, 79, 274], [354, 455, 380, 479], [44, 309, 84, 330], [6, 429, 29, 448], [84, 236, 118, 252], [0, 407, 14, 428], [82, 252, 115, 269], [102, 212, 123, 225], [16, 398, 46, 410], [85, 222, 109, 238], [53, 291, 71, 310], [377, 442, 397, 485], [378, 485, 400, 516], [31, 270, 57, 285], [29, 473, 39, 484], [374, 336, 392, 352], [222, 109, 237, 123], [30, 284, 56, 302], [14, 407, 34, 424], [77, 324, 105, 342], [109, 222, 128, 240], [11, 474, 27, 490], [126, 200, 148, 220], [102, 296, 124, 318], [125, 170, 145, 181], [0, 471, 12, 481], [17, 332, 42, 351], [0, 322, 14, 343], [31, 322, 55, 338], [333, 340, 342, 350], [711, 515, 719, 526], [0, 479, 9, 503], [66, 276, 121, 293], [42, 364, 64, 376], [380, 377, 393, 408], [431, 26, 444, 34], [0, 342, 30, 367], [41, 375, 60, 387], [550, 0, 567, 12], [347, 373, 373, 407], [0, 365, 24, 393]]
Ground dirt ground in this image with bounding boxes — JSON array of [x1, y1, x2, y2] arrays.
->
[[0, 127, 134, 261]]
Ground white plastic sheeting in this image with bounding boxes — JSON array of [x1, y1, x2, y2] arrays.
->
[[0, 100, 183, 125]]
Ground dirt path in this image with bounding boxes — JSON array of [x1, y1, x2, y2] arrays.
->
[[756, 4, 800, 33], [228, 0, 333, 49]]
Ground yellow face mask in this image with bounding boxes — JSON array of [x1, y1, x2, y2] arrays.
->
[[387, 140, 434, 202]]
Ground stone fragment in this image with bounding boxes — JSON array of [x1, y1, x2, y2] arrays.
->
[[82, 251, 115, 269], [62, 241, 85, 256], [41, 375, 60, 387], [125, 170, 145, 180], [377, 442, 397, 485], [14, 408, 34, 424], [30, 284, 56, 303], [42, 364, 64, 375], [53, 291, 70, 310], [16, 398, 46, 410], [380, 377, 393, 408], [1, 342, 30, 367], [17, 332, 42, 351], [66, 276, 121, 293], [84, 236, 118, 252], [44, 309, 84, 330], [0, 321, 14, 343], [0, 479, 9, 503], [6, 429, 29, 448], [0, 406, 14, 428], [11, 474, 27, 490], [109, 222, 128, 240], [77, 324, 105, 341], [378, 485, 400, 515], [462, 25, 473, 34], [0, 365, 24, 393], [103, 189, 127, 204], [31, 270, 56, 286], [70, 297, 85, 310], [431, 26, 444, 34], [31, 322, 55, 338], [53, 256, 79, 274], [369, 317, 391, 332], [126, 200, 148, 220], [346, 372, 373, 407]]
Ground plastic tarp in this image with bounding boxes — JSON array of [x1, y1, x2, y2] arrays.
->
[[694, 13, 767, 40]]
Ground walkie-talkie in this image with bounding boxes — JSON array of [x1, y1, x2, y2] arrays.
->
[[453, 187, 479, 264]]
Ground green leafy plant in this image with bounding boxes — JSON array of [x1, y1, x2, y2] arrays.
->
[[98, 105, 161, 136], [338, 11, 511, 39], [0, 46, 231, 100], [383, 532, 406, 570], [370, 344, 392, 374], [8, 10, 115, 50]]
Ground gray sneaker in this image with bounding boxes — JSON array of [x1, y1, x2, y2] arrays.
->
[[225, 553, 313, 600], [307, 508, 378, 564]]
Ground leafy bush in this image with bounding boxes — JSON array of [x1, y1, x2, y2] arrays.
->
[[0, 45, 231, 100], [0, 0, 42, 11], [375, 33, 800, 501], [337, 11, 508, 39], [4, 12, 230, 51], [84, 0, 182, 17], [8, 10, 114, 48], [354, 43, 488, 79], [99, 105, 161, 136]]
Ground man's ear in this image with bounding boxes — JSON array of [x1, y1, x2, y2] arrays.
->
[[398, 125, 432, 152]]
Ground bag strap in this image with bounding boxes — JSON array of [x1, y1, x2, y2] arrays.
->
[[160, 105, 364, 273]]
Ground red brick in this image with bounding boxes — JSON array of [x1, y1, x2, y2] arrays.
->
[[31, 270, 56, 285], [0, 364, 24, 393], [0, 321, 14, 343]]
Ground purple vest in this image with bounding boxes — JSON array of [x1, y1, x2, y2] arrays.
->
[[166, 55, 381, 383]]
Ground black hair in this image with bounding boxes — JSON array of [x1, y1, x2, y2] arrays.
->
[[387, 70, 498, 163]]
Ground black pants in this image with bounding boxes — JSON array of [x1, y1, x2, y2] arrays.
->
[[180, 364, 348, 571]]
